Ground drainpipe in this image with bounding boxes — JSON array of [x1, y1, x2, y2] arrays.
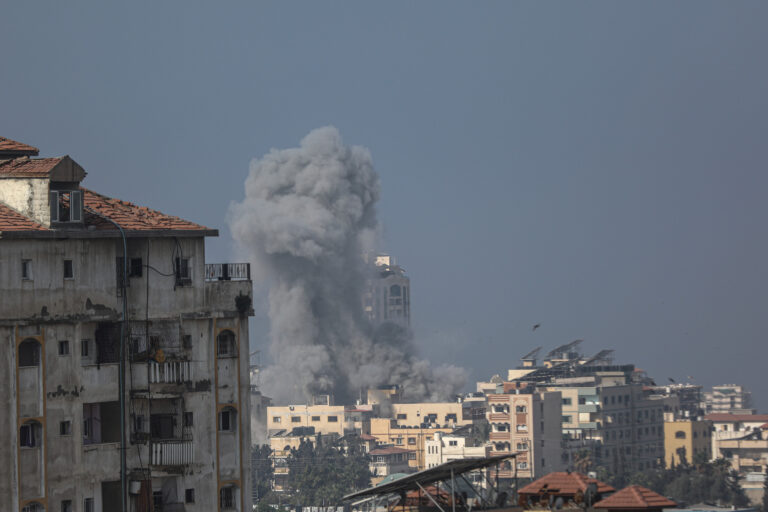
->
[[86, 207, 128, 512]]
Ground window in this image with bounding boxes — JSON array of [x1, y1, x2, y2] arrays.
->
[[175, 257, 191, 285], [408, 452, 416, 460], [83, 402, 121, 444], [515, 405, 527, 413], [675, 431, 686, 439], [182, 334, 192, 349], [517, 461, 528, 470], [408, 437, 416, 445], [129, 257, 143, 277], [219, 408, 236, 432], [50, 190, 83, 223], [22, 504, 44, 512], [291, 416, 301, 423], [396, 413, 407, 420], [151, 414, 175, 439], [562, 398, 572, 406], [63, 259, 74, 279], [84, 498, 94, 512], [58, 340, 70, 355], [448, 440, 458, 446], [20, 422, 42, 447], [516, 424, 527, 432], [153, 491, 163, 511], [446, 413, 457, 422], [183, 412, 193, 428], [562, 415, 572, 423], [311, 416, 320, 422], [272, 416, 281, 423], [21, 259, 32, 280], [217, 330, 236, 358], [185, 489, 195, 504], [516, 442, 528, 451], [395, 437, 403, 445], [60, 420, 72, 436], [220, 486, 235, 509], [61, 500, 73, 512], [81, 339, 90, 357], [18, 339, 41, 367], [327, 416, 338, 422]]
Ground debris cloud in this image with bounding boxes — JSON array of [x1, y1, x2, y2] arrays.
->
[[230, 127, 466, 404]]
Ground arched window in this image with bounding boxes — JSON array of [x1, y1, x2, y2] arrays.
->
[[18, 339, 41, 367], [515, 405, 527, 413], [20, 421, 43, 448], [389, 285, 401, 297], [21, 502, 44, 512], [217, 330, 236, 358], [220, 485, 238, 510], [675, 431, 686, 439]]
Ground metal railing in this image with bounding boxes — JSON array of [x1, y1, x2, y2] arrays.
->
[[149, 360, 193, 384], [151, 440, 194, 466], [204, 263, 251, 281]]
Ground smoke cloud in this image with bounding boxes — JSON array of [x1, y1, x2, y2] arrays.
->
[[230, 127, 466, 405]]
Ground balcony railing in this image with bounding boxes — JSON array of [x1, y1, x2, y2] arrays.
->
[[151, 440, 194, 466], [205, 263, 251, 281], [149, 360, 193, 384]]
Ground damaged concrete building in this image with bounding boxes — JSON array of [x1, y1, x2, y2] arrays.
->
[[0, 137, 253, 512]]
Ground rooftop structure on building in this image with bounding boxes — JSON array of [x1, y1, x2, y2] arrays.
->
[[593, 485, 677, 511], [0, 137, 254, 512]]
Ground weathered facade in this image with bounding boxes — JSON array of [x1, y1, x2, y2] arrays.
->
[[0, 138, 253, 512]]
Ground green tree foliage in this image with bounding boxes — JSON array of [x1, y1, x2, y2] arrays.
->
[[252, 444, 274, 503], [284, 435, 372, 506], [614, 459, 750, 507]]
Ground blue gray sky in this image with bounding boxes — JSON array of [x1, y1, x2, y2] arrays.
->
[[3, 2, 767, 409]]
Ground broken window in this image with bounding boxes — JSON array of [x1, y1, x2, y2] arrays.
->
[[59, 340, 70, 355], [83, 401, 121, 444], [151, 414, 176, 440], [50, 190, 82, 223], [217, 330, 236, 358], [174, 257, 191, 286], [60, 420, 72, 436], [185, 488, 195, 503], [18, 339, 41, 367], [129, 257, 143, 277], [219, 408, 236, 432], [220, 486, 236, 509], [95, 322, 121, 365], [64, 259, 74, 279], [20, 421, 42, 447]]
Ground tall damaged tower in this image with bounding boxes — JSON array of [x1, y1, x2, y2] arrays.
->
[[0, 137, 253, 512]]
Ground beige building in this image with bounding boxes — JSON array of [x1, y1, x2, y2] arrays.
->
[[390, 401, 471, 428], [703, 385, 755, 415], [486, 389, 564, 480], [362, 254, 410, 328], [0, 138, 253, 512], [424, 432, 489, 469], [369, 418, 454, 471], [663, 419, 713, 467], [267, 404, 372, 436], [368, 446, 414, 485]]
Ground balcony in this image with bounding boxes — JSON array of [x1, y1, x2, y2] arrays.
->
[[578, 404, 600, 413], [149, 360, 194, 384], [151, 440, 194, 466], [205, 263, 250, 281]]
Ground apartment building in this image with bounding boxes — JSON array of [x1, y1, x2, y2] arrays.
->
[[266, 404, 372, 436], [390, 401, 471, 429], [362, 254, 410, 328], [703, 385, 755, 415], [0, 138, 253, 512], [486, 389, 563, 481], [663, 419, 713, 467], [369, 418, 454, 471]]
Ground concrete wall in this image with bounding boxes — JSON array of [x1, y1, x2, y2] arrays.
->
[[0, 177, 50, 225]]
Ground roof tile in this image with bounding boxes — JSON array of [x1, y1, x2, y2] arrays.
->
[[593, 485, 677, 510], [0, 203, 47, 231], [519, 472, 615, 496], [0, 157, 63, 178], [0, 137, 39, 156]]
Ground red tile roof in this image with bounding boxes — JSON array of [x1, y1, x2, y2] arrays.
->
[[0, 203, 47, 231], [519, 472, 615, 496], [704, 414, 768, 423], [0, 157, 64, 178], [593, 485, 677, 510], [0, 137, 39, 156], [81, 188, 212, 232]]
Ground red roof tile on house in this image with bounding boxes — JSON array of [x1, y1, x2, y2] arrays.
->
[[593, 485, 677, 510], [82, 188, 212, 232], [519, 472, 615, 496], [704, 414, 768, 423], [0, 137, 39, 156], [0, 157, 64, 177], [0, 203, 47, 231]]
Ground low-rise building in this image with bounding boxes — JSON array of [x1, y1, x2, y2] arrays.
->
[[368, 446, 414, 485], [424, 432, 489, 469], [267, 404, 372, 436], [663, 419, 713, 467], [369, 418, 454, 471], [715, 425, 768, 505]]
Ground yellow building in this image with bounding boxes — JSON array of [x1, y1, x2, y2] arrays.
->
[[369, 418, 454, 471], [390, 402, 471, 428], [664, 419, 713, 467], [267, 404, 371, 436]]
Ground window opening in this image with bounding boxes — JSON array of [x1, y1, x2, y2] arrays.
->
[[64, 259, 74, 279], [59, 340, 70, 355]]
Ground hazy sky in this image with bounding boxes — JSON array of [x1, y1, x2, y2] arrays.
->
[[3, 2, 767, 410]]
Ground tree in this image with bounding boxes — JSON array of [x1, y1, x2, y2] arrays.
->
[[573, 449, 593, 474], [252, 444, 274, 504]]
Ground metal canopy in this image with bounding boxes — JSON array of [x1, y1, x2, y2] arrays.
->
[[342, 454, 517, 502]]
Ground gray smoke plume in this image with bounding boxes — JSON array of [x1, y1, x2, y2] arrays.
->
[[230, 126, 466, 405]]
